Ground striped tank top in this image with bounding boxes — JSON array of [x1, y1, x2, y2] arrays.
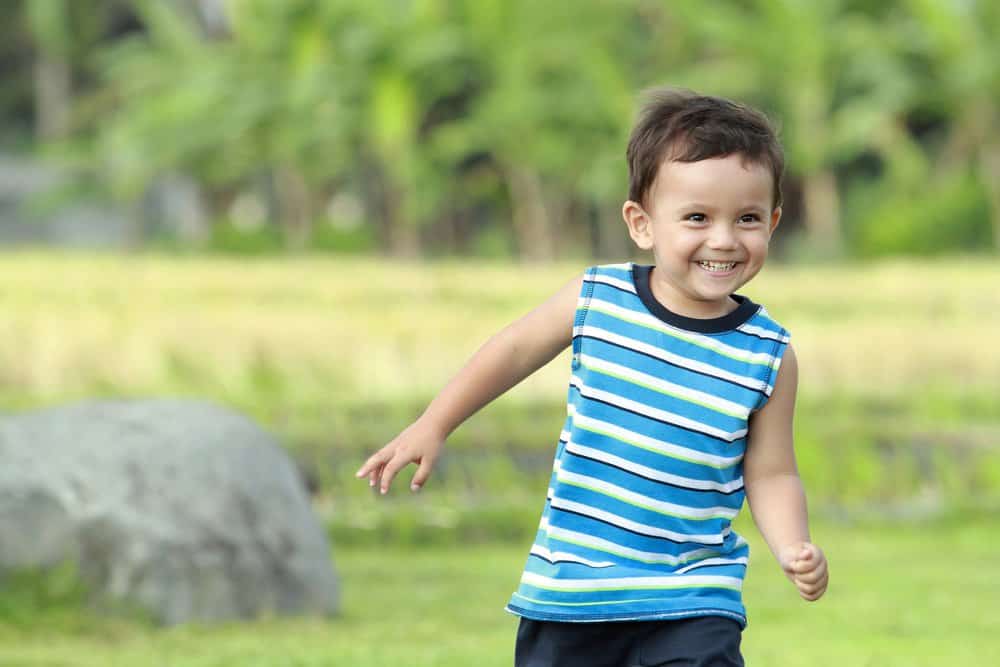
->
[[506, 262, 791, 626]]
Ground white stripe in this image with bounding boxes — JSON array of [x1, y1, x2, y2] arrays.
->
[[556, 469, 739, 520], [568, 405, 744, 467], [577, 325, 769, 393], [674, 556, 748, 574], [530, 545, 615, 568], [565, 442, 744, 493], [569, 379, 748, 445], [521, 570, 743, 591], [579, 353, 751, 418], [587, 273, 637, 294], [587, 298, 780, 368], [549, 497, 727, 545], [737, 322, 790, 343], [542, 522, 731, 565]]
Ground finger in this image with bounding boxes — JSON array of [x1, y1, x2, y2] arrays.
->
[[788, 559, 806, 574], [790, 556, 821, 574], [410, 455, 438, 491], [369, 461, 385, 489], [368, 453, 392, 486], [357, 448, 390, 478], [796, 578, 823, 595], [799, 581, 827, 601], [794, 568, 826, 585], [796, 573, 828, 597], [379, 454, 410, 494], [800, 557, 828, 580]]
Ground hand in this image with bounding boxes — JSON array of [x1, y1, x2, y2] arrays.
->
[[355, 418, 445, 494], [778, 542, 828, 601]]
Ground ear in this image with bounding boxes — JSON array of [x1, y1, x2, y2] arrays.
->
[[622, 200, 654, 250], [768, 206, 782, 236]]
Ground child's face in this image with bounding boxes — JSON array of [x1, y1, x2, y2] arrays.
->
[[622, 153, 781, 318]]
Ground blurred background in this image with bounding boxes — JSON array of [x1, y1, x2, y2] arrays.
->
[[1, 1, 998, 665]]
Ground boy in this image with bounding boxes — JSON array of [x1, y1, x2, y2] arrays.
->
[[356, 88, 828, 666]]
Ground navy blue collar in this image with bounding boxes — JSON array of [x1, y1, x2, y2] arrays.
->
[[631, 264, 759, 334]]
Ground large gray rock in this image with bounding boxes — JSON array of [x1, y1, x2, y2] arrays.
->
[[0, 399, 338, 625]]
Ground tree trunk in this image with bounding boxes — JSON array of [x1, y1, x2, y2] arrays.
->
[[382, 177, 419, 258], [274, 165, 312, 250], [801, 168, 841, 253], [34, 55, 71, 140], [504, 165, 555, 262], [980, 141, 1000, 251], [595, 201, 630, 261]]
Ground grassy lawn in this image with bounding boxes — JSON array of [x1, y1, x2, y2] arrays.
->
[[2, 252, 999, 512], [1, 253, 997, 664], [1, 516, 995, 666]]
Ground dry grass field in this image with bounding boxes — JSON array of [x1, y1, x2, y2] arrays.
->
[[2, 252, 998, 514], [3, 252, 998, 401]]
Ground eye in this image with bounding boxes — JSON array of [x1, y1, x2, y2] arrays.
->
[[685, 213, 707, 223], [738, 213, 762, 224]]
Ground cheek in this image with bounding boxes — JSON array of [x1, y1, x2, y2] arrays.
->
[[744, 234, 771, 258]]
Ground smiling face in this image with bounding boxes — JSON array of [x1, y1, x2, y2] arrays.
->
[[622, 153, 781, 319]]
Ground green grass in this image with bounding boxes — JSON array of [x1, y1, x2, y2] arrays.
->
[[1, 253, 998, 663], [0, 516, 995, 666]]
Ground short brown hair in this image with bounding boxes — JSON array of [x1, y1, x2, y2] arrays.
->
[[626, 87, 784, 209]]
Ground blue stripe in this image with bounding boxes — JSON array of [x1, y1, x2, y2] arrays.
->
[[562, 452, 743, 510], [510, 263, 790, 625], [581, 336, 762, 404], [568, 383, 749, 455]]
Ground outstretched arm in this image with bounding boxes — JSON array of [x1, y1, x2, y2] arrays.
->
[[744, 344, 828, 601], [356, 272, 584, 494]]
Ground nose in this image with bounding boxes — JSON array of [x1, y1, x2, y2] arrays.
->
[[706, 222, 738, 250]]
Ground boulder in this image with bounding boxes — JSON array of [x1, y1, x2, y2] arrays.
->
[[0, 399, 338, 625]]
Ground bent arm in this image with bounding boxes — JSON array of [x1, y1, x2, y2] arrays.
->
[[420, 272, 584, 439], [743, 344, 810, 560], [358, 272, 584, 493]]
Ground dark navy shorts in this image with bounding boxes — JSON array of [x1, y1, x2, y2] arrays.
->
[[514, 615, 744, 667]]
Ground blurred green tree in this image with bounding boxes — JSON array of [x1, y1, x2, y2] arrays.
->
[[669, 0, 917, 255], [898, 0, 1000, 249], [7, 0, 998, 258]]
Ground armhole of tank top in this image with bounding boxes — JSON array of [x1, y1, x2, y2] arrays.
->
[[753, 329, 789, 413], [571, 267, 598, 369]]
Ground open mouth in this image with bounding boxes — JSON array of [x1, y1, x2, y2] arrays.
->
[[696, 260, 738, 273]]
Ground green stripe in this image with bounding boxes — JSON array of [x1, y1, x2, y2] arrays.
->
[[540, 530, 721, 566], [511, 593, 713, 607], [581, 359, 747, 419], [558, 476, 732, 521], [589, 304, 777, 368], [574, 422, 738, 470], [522, 581, 742, 594]]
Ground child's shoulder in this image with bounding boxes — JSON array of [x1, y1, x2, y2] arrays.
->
[[741, 301, 792, 343], [580, 261, 641, 285], [589, 261, 635, 271]]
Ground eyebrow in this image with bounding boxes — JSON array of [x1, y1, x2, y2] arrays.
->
[[676, 203, 768, 213]]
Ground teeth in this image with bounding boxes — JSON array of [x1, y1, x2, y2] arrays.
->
[[697, 261, 736, 272]]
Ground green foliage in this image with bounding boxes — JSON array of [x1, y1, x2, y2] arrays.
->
[[848, 170, 992, 256], [0, 561, 89, 627], [10, 0, 998, 256], [207, 221, 285, 255]]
